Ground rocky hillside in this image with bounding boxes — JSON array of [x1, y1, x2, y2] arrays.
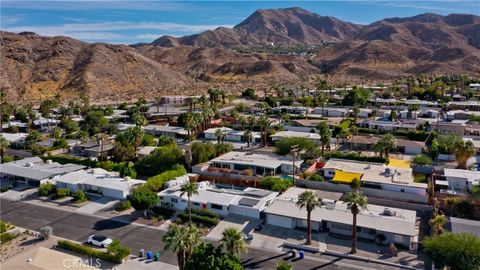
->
[[1, 7, 479, 102]]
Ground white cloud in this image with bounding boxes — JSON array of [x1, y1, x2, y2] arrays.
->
[[3, 21, 233, 36]]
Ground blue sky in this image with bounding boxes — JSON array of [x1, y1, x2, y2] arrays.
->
[[1, 1, 479, 44]]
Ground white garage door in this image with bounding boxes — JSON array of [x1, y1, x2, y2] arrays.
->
[[267, 214, 293, 228]]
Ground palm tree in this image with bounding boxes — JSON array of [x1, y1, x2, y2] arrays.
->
[[316, 121, 331, 159], [352, 106, 360, 124], [155, 96, 163, 113], [276, 262, 293, 270], [296, 191, 321, 245], [343, 191, 368, 254], [429, 213, 446, 236], [0, 135, 10, 163], [453, 140, 476, 169], [258, 114, 271, 147], [180, 181, 198, 223], [215, 128, 224, 144], [373, 134, 397, 159], [220, 227, 247, 257], [244, 129, 253, 148], [163, 224, 201, 270], [185, 97, 196, 112], [316, 91, 328, 116]]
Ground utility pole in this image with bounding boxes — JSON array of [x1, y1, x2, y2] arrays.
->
[[291, 145, 299, 187]]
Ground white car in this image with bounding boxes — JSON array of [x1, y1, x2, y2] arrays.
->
[[87, 235, 113, 248]]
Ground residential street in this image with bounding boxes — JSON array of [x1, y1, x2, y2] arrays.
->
[[1, 198, 406, 270]]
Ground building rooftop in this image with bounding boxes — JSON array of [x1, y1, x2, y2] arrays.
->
[[210, 151, 302, 169], [265, 187, 417, 236], [144, 125, 187, 135], [444, 168, 480, 185], [54, 168, 144, 191], [0, 157, 86, 181], [323, 159, 422, 187], [159, 182, 278, 209], [450, 217, 480, 237], [271, 131, 320, 140], [0, 132, 28, 142]]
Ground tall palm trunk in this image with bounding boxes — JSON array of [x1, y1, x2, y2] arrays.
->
[[306, 209, 312, 245], [351, 205, 359, 254], [188, 195, 192, 223]]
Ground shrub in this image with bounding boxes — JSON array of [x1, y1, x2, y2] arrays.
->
[[151, 206, 175, 219], [412, 154, 433, 166], [0, 231, 20, 245], [39, 226, 53, 240], [145, 164, 187, 191], [57, 240, 130, 264], [310, 174, 324, 182], [177, 213, 219, 227], [0, 221, 14, 234], [53, 188, 71, 199], [259, 176, 293, 193], [72, 190, 87, 203], [191, 208, 220, 219], [423, 232, 480, 270], [115, 200, 132, 212], [38, 182, 55, 196]]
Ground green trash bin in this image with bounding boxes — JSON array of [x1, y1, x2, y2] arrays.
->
[[154, 252, 160, 261]]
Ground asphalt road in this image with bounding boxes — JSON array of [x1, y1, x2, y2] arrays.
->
[[0, 198, 403, 270]]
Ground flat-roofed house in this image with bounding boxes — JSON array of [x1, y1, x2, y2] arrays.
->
[[265, 187, 418, 250], [322, 159, 427, 196], [203, 127, 260, 143], [271, 130, 321, 143], [53, 168, 144, 199], [450, 217, 480, 237], [0, 157, 85, 186], [348, 135, 425, 155], [144, 125, 188, 138], [443, 168, 480, 192], [158, 180, 278, 218], [436, 122, 466, 135]]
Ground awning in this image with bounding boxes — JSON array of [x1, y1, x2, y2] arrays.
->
[[389, 159, 411, 169], [332, 170, 363, 184]]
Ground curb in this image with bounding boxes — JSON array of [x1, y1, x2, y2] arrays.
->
[[322, 249, 423, 270]]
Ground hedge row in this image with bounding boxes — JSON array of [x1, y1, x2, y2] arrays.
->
[[330, 151, 387, 164], [145, 164, 187, 192], [177, 212, 219, 227], [151, 206, 175, 219], [0, 232, 20, 245], [191, 208, 220, 219], [57, 240, 128, 264]]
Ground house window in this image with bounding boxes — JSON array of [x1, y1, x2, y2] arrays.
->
[[400, 189, 405, 193], [181, 199, 186, 203], [171, 198, 178, 203], [210, 204, 223, 210], [192, 202, 200, 206]]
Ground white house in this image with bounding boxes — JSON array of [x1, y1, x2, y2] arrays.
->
[[205, 151, 303, 177], [312, 107, 349, 117], [158, 181, 278, 219], [270, 131, 320, 143], [265, 187, 418, 250], [443, 168, 480, 192], [144, 125, 188, 137], [0, 132, 28, 148], [0, 157, 85, 186], [203, 127, 260, 143], [322, 159, 427, 196], [53, 168, 144, 199]]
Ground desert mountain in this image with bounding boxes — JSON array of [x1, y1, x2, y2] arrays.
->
[[1, 7, 479, 102]]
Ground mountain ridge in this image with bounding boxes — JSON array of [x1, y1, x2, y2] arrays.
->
[[1, 7, 479, 102]]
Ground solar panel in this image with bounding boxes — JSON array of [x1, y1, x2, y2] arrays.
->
[[238, 197, 260, 207]]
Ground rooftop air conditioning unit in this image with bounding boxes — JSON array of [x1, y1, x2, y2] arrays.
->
[[25, 162, 34, 167], [46, 160, 53, 164], [382, 208, 396, 216]]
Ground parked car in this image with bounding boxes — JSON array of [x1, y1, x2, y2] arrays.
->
[[87, 235, 113, 248]]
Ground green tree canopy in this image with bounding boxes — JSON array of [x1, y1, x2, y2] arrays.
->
[[129, 185, 158, 214], [259, 176, 292, 193], [423, 232, 480, 270], [184, 242, 243, 270]]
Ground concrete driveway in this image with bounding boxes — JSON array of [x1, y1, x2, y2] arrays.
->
[[206, 215, 260, 241], [76, 197, 118, 215]]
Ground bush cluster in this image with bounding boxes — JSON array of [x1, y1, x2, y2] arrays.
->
[[330, 151, 387, 164], [57, 240, 130, 264], [151, 206, 175, 219], [115, 200, 132, 212], [53, 188, 71, 200], [38, 182, 56, 196], [72, 190, 87, 203], [145, 164, 187, 191], [0, 231, 20, 245], [177, 209, 220, 227]]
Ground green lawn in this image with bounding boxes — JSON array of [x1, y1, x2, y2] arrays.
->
[[414, 173, 428, 183]]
